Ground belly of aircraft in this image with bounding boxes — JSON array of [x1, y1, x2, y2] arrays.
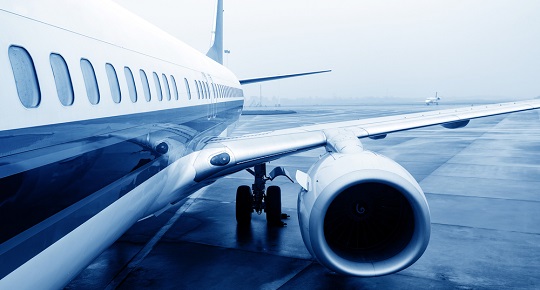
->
[[0, 101, 242, 280]]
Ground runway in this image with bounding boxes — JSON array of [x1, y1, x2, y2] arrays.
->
[[66, 103, 540, 289]]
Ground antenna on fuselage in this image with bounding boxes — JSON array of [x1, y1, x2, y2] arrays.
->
[[206, 0, 224, 64]]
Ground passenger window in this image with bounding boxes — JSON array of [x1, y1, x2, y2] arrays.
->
[[204, 82, 209, 99], [139, 69, 151, 102], [105, 63, 121, 103], [200, 81, 205, 99], [170, 75, 179, 100], [124, 67, 137, 103], [50, 53, 74, 106], [8, 46, 41, 108], [201, 81, 205, 99], [153, 72, 163, 101], [80, 58, 100, 105], [184, 78, 191, 100], [199, 81, 204, 99], [195, 80, 201, 99], [161, 74, 171, 101]]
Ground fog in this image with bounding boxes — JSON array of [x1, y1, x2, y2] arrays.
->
[[112, 0, 540, 104]]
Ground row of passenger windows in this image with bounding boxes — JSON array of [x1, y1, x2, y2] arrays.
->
[[7, 45, 244, 109]]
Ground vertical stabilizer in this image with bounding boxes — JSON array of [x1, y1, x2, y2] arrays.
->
[[206, 0, 223, 64]]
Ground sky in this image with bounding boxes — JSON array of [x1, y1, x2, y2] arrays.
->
[[111, 0, 540, 103]]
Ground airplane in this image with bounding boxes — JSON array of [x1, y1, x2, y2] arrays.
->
[[425, 92, 441, 105], [1, 0, 539, 289]]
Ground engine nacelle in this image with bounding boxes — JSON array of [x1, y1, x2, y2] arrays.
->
[[298, 151, 431, 276]]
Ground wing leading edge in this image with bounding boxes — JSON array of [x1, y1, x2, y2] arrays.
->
[[193, 99, 540, 181]]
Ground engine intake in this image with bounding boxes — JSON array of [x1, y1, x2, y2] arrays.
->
[[298, 151, 430, 276]]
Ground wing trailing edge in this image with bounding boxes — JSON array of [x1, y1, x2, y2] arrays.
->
[[239, 70, 332, 85]]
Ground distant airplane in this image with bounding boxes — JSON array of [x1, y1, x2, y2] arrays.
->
[[1, 0, 539, 289], [425, 92, 441, 105]]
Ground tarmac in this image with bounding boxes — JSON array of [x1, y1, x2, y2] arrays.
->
[[66, 104, 540, 289]]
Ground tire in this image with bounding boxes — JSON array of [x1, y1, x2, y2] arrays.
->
[[236, 185, 252, 225], [265, 186, 282, 226]]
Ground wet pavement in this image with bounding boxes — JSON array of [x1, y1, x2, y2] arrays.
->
[[66, 104, 540, 289]]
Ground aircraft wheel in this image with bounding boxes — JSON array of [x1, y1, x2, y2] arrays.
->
[[236, 185, 252, 225], [265, 186, 283, 226]]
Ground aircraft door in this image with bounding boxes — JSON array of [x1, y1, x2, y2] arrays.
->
[[201, 73, 211, 119], [202, 73, 217, 119]]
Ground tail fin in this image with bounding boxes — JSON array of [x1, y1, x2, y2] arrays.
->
[[206, 0, 224, 64]]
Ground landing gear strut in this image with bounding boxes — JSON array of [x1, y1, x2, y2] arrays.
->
[[235, 163, 292, 226]]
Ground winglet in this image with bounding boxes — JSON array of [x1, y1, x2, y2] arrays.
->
[[206, 0, 224, 64]]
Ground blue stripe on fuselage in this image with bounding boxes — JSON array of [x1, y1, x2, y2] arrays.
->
[[0, 100, 242, 278]]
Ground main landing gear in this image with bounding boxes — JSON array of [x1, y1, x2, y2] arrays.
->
[[235, 163, 293, 227]]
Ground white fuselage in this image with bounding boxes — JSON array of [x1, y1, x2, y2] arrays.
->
[[0, 0, 243, 288]]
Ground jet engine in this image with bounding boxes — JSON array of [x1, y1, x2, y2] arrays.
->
[[297, 151, 431, 276]]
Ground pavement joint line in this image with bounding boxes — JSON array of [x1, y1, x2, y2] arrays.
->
[[104, 188, 207, 290], [276, 262, 317, 290], [431, 222, 540, 236], [169, 237, 313, 261], [424, 191, 540, 203], [422, 114, 531, 180], [426, 174, 540, 183]]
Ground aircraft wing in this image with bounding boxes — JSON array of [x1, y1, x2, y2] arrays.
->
[[193, 99, 540, 181], [239, 70, 332, 85]]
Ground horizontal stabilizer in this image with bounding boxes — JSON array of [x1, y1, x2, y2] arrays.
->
[[239, 70, 331, 85]]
